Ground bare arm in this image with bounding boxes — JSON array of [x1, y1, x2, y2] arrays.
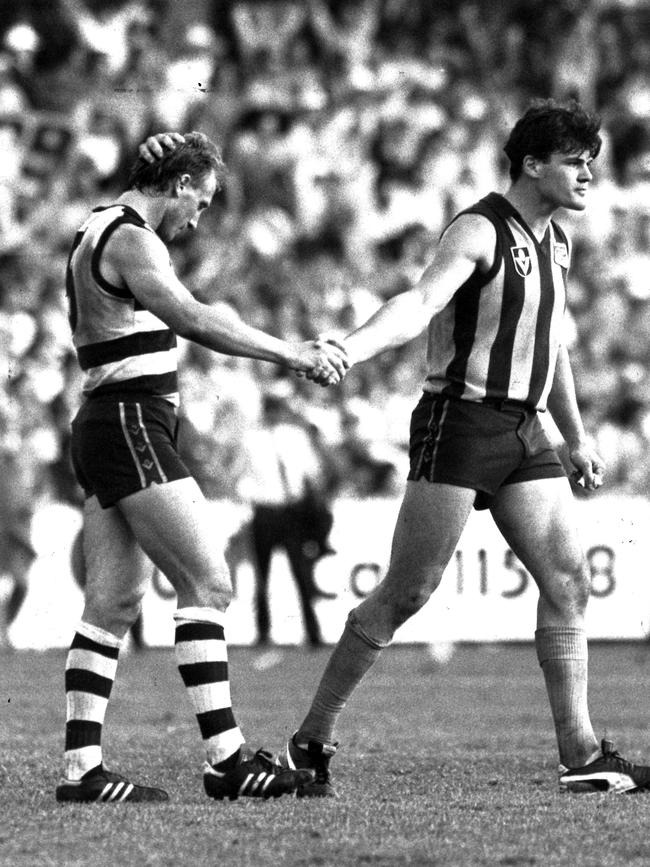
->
[[106, 225, 348, 378], [343, 214, 496, 365], [547, 342, 604, 490]]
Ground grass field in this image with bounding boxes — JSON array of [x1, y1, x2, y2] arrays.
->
[[3, 642, 650, 867]]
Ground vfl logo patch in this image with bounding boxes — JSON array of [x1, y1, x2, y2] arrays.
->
[[511, 246, 532, 277], [554, 243, 569, 268]]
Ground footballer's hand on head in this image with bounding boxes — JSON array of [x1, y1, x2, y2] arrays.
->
[[138, 132, 185, 163]]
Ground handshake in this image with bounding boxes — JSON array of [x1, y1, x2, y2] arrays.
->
[[293, 334, 350, 387]]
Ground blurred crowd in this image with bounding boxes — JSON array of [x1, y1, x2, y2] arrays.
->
[[1, 0, 650, 526]]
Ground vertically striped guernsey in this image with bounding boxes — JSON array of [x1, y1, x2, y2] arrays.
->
[[424, 193, 569, 411], [66, 205, 179, 405]]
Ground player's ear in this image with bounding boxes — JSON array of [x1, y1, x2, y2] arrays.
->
[[521, 154, 543, 179], [174, 173, 192, 195]]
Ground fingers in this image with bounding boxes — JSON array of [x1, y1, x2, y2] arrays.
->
[[320, 348, 349, 385], [306, 369, 339, 387], [318, 331, 348, 354], [587, 465, 604, 490], [587, 453, 605, 489], [291, 337, 351, 387], [315, 337, 349, 378], [571, 458, 605, 491], [304, 364, 341, 387], [294, 369, 336, 386], [138, 132, 185, 163], [303, 357, 344, 387]]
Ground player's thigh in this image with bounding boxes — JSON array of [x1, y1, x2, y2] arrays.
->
[[490, 477, 588, 601], [117, 476, 230, 598], [357, 480, 475, 627], [82, 495, 150, 614]]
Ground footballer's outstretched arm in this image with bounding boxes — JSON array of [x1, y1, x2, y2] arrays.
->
[[342, 214, 496, 365], [105, 224, 348, 379]]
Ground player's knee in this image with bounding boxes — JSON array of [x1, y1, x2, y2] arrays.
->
[[185, 568, 233, 611], [85, 588, 144, 636], [392, 585, 435, 627], [116, 596, 144, 630], [205, 582, 233, 611], [542, 559, 591, 617]]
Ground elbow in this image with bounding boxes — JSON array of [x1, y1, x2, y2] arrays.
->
[[166, 305, 208, 344], [172, 319, 200, 343]]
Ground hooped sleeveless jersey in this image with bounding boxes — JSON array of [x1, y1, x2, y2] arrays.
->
[[424, 192, 570, 411], [65, 204, 179, 405]]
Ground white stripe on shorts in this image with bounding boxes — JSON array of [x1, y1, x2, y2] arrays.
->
[[118, 401, 168, 488], [136, 402, 167, 483], [119, 402, 146, 488]]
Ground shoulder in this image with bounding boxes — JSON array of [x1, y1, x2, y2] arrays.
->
[[100, 220, 174, 293], [105, 221, 167, 269], [444, 211, 497, 240], [109, 219, 159, 249], [439, 211, 497, 261]]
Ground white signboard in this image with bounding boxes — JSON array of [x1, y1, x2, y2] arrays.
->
[[8, 494, 650, 648]]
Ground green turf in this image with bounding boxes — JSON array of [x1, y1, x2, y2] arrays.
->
[[2, 643, 650, 866]]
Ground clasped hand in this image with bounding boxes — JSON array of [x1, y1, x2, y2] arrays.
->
[[294, 336, 349, 387]]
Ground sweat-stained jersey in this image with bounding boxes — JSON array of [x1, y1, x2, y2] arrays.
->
[[424, 192, 569, 411], [65, 204, 179, 405]]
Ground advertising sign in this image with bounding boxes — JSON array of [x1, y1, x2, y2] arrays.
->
[[8, 494, 650, 648]]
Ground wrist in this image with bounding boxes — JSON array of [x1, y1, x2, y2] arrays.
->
[[283, 342, 302, 370], [566, 436, 589, 452], [341, 338, 359, 367]]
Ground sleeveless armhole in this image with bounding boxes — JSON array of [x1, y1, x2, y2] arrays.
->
[[550, 219, 570, 258], [90, 211, 149, 300], [550, 219, 570, 315], [442, 203, 502, 287]]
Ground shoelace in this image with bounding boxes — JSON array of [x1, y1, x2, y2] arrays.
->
[[250, 749, 281, 773], [601, 746, 634, 773], [600, 746, 650, 784]]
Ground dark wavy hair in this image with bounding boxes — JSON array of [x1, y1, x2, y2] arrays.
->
[[504, 99, 602, 181], [126, 131, 227, 192]]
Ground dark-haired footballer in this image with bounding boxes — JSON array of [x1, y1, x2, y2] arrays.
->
[[283, 100, 650, 796], [57, 131, 347, 803]]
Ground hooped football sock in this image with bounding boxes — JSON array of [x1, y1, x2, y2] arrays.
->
[[299, 611, 387, 744], [174, 606, 245, 767], [535, 626, 599, 768], [64, 621, 121, 780]]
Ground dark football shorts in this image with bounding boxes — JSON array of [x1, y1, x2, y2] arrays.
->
[[70, 394, 191, 509], [407, 392, 566, 510]]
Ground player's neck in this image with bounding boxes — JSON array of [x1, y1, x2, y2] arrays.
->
[[116, 189, 167, 230], [503, 186, 556, 243]]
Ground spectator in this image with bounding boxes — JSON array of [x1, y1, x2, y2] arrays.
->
[[1, 0, 650, 511], [237, 393, 337, 648]]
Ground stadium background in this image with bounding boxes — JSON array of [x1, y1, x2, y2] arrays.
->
[[1, 0, 650, 647]]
